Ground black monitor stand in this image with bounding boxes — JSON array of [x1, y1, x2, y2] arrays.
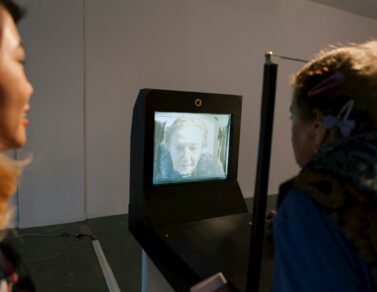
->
[[129, 56, 278, 291]]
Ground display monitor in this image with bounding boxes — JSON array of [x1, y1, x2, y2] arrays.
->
[[153, 112, 231, 185], [129, 89, 247, 226]]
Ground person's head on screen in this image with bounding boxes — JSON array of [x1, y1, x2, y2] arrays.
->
[[289, 40, 377, 168], [164, 117, 208, 176], [0, 0, 31, 229]]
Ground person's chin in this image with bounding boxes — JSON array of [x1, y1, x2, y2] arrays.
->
[[0, 135, 25, 151], [12, 133, 27, 149], [178, 168, 194, 176]]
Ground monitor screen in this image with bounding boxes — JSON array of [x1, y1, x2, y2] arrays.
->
[[153, 112, 231, 185]]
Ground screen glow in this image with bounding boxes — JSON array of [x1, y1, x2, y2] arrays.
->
[[153, 112, 231, 185]]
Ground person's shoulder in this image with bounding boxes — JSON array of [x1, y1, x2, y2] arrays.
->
[[196, 153, 225, 176], [279, 169, 346, 211], [273, 184, 376, 292], [198, 152, 214, 161], [276, 185, 318, 220]]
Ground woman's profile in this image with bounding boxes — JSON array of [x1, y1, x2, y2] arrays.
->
[[272, 40, 377, 292], [0, 0, 35, 290]]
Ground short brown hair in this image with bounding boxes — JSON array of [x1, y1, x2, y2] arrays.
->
[[291, 40, 377, 134]]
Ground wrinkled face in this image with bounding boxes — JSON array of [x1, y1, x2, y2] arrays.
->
[[0, 8, 33, 151], [291, 105, 321, 168], [168, 125, 204, 176]]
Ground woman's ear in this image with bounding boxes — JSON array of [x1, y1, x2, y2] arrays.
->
[[312, 109, 328, 147], [312, 109, 323, 124]]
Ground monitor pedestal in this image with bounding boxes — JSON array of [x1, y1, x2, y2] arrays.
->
[[132, 213, 252, 291], [141, 250, 174, 292]]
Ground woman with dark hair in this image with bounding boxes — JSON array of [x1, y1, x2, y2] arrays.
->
[[272, 40, 377, 292], [0, 0, 35, 290]]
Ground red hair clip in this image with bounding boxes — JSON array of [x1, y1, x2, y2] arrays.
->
[[308, 71, 345, 96]]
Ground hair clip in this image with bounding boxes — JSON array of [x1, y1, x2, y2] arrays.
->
[[308, 71, 345, 96], [323, 99, 355, 137]]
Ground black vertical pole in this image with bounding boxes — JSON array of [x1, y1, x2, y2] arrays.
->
[[246, 53, 278, 292]]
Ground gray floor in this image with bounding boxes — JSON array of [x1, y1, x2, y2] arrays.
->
[[4, 197, 276, 292]]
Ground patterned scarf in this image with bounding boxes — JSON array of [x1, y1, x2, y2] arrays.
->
[[279, 132, 377, 287]]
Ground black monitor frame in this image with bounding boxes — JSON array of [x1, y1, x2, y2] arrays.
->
[[129, 89, 247, 227]]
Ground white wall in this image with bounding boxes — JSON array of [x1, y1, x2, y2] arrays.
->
[[16, 0, 377, 227], [17, 0, 85, 227]]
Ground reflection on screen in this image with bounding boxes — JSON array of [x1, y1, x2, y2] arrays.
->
[[153, 112, 231, 185]]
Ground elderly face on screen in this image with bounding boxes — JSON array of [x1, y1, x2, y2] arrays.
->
[[165, 117, 207, 176]]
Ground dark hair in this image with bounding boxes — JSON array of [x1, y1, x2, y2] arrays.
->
[[0, 0, 25, 23], [291, 40, 377, 135]]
